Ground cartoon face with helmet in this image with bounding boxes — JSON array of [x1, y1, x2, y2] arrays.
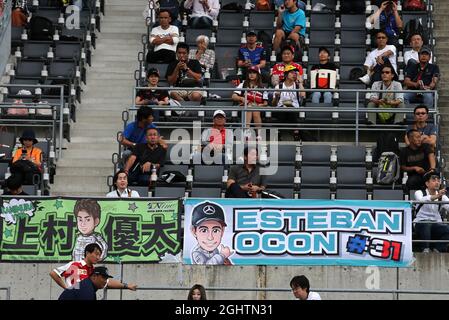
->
[[190, 201, 233, 265]]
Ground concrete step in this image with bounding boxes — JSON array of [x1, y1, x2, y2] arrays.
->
[[56, 158, 112, 168], [71, 128, 120, 138], [61, 149, 117, 159], [69, 136, 122, 143], [55, 166, 114, 176], [52, 176, 109, 193], [64, 141, 118, 151], [72, 122, 121, 131]]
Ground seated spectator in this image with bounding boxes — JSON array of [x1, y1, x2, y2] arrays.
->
[[147, 10, 179, 64], [135, 68, 170, 122], [404, 105, 437, 150], [273, 0, 306, 53], [188, 35, 215, 73], [368, 1, 402, 46], [359, 30, 397, 85], [143, 0, 181, 28], [404, 47, 439, 108], [404, 33, 433, 66], [124, 128, 166, 186], [367, 65, 405, 124], [226, 146, 266, 198], [237, 31, 268, 80], [400, 129, 436, 190], [201, 110, 233, 155], [11, 129, 42, 184], [106, 170, 140, 198], [271, 45, 304, 88], [232, 66, 268, 139], [414, 171, 449, 253], [3, 174, 28, 196], [310, 47, 337, 104], [184, 0, 220, 29], [166, 43, 203, 102], [274, 0, 305, 10]]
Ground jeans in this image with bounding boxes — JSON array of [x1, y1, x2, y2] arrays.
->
[[404, 92, 434, 108], [415, 222, 449, 252], [189, 16, 212, 29], [311, 91, 332, 104]]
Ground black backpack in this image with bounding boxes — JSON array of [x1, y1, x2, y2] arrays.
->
[[158, 170, 186, 184], [403, 18, 426, 46], [29, 16, 54, 41], [373, 132, 400, 163], [349, 67, 365, 81]]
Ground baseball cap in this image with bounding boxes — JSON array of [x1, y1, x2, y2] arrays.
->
[[147, 67, 160, 77], [248, 65, 260, 74], [247, 30, 257, 36], [423, 170, 440, 182], [213, 110, 226, 118], [92, 266, 113, 278], [419, 46, 432, 55], [191, 201, 227, 227]]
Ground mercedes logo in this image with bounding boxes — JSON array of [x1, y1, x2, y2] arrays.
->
[[203, 205, 216, 215]]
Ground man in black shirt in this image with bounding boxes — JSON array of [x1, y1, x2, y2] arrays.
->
[[166, 42, 203, 102], [400, 129, 436, 190], [58, 266, 112, 300], [124, 128, 166, 185]]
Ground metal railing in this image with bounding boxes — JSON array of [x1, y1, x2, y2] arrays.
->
[[0, 287, 11, 300]]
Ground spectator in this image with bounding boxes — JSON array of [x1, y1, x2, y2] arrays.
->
[[135, 68, 170, 122], [58, 267, 113, 300], [232, 66, 268, 139], [368, 1, 403, 46], [290, 275, 321, 300], [310, 47, 337, 104], [400, 129, 436, 190], [237, 30, 268, 80], [106, 170, 141, 198], [3, 174, 28, 196], [184, 0, 220, 29], [404, 46, 439, 108], [404, 33, 433, 66], [359, 30, 397, 85], [188, 35, 215, 73], [273, 0, 306, 53], [124, 128, 167, 186], [187, 284, 207, 300], [414, 171, 449, 253], [367, 65, 405, 124], [274, 0, 306, 10], [166, 43, 203, 102], [147, 10, 179, 63], [201, 110, 233, 155], [11, 129, 42, 184], [404, 105, 437, 150], [271, 45, 304, 88], [226, 146, 266, 198], [143, 0, 181, 27]]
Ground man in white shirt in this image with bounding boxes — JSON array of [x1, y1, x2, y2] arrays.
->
[[184, 0, 220, 29], [147, 10, 179, 63], [290, 275, 321, 300], [359, 30, 397, 85], [404, 33, 433, 66], [414, 171, 449, 253]]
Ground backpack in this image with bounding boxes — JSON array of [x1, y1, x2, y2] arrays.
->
[[403, 0, 426, 11], [403, 18, 425, 45], [29, 16, 54, 41], [158, 170, 186, 183], [349, 67, 365, 81], [376, 152, 400, 185]]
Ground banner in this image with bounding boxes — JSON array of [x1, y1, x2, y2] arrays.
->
[[183, 199, 413, 267], [0, 197, 182, 263]]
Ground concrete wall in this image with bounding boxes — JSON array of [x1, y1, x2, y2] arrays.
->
[[1, 254, 449, 300]]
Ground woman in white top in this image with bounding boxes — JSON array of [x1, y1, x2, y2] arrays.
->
[[106, 170, 141, 198]]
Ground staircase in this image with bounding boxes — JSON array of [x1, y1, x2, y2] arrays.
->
[[51, 0, 144, 196]]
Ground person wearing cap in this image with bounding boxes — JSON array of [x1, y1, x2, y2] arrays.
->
[[135, 68, 170, 122], [400, 129, 436, 190], [201, 110, 233, 155], [404, 46, 439, 108], [3, 174, 28, 195], [404, 105, 437, 150], [271, 45, 304, 87], [237, 31, 268, 79], [189, 35, 215, 73], [147, 9, 179, 64], [414, 171, 449, 253], [273, 0, 306, 52], [190, 201, 233, 264], [272, 65, 304, 113], [404, 33, 433, 66], [11, 129, 42, 184], [310, 47, 337, 104]]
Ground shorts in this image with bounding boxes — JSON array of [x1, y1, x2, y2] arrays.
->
[[170, 90, 203, 100]]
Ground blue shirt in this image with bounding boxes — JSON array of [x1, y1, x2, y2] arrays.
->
[[123, 121, 157, 144], [282, 8, 306, 36], [407, 123, 437, 137], [58, 278, 97, 300], [238, 45, 267, 65], [380, 12, 399, 38]]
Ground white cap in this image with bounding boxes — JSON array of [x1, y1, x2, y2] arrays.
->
[[213, 110, 226, 118]]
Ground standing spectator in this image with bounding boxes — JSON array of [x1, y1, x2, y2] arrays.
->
[[367, 65, 405, 124], [404, 33, 433, 66], [124, 128, 167, 186], [359, 30, 397, 85], [273, 0, 306, 53], [310, 47, 337, 104], [135, 68, 170, 122], [11, 129, 42, 184], [188, 35, 215, 73], [143, 0, 181, 28], [368, 1, 403, 46], [404, 105, 437, 150], [232, 66, 268, 139], [187, 284, 207, 300], [184, 0, 220, 29], [237, 31, 268, 80], [414, 171, 449, 253], [3, 174, 28, 195], [106, 170, 141, 198], [271, 45, 304, 87], [166, 43, 204, 102], [58, 267, 113, 300], [404, 47, 439, 108], [147, 10, 179, 63], [290, 275, 321, 300], [400, 129, 436, 190]]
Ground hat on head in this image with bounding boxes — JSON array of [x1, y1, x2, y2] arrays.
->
[[147, 67, 160, 77], [423, 170, 440, 182], [247, 30, 257, 36], [191, 201, 227, 227], [283, 64, 299, 75], [247, 65, 260, 74], [419, 46, 432, 55], [19, 129, 38, 145], [92, 266, 113, 278], [213, 110, 226, 118]]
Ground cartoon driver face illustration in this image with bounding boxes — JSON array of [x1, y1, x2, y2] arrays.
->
[[190, 201, 233, 265]]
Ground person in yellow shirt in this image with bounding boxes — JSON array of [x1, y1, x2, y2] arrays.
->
[[11, 129, 42, 184]]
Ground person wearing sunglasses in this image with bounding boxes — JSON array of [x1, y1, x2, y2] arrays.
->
[[404, 105, 437, 150]]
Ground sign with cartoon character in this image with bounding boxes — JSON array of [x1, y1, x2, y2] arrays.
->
[[0, 197, 182, 263], [184, 199, 413, 267]]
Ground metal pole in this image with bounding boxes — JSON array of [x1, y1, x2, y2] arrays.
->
[[59, 85, 64, 159], [119, 261, 124, 300], [355, 91, 359, 146]]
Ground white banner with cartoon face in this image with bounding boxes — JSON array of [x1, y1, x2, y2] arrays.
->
[[183, 199, 413, 267]]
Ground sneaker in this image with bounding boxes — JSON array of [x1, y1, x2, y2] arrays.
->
[[359, 74, 371, 85], [422, 248, 430, 253]]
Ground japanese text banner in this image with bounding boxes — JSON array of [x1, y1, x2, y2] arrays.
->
[[0, 197, 182, 263], [183, 199, 413, 267]]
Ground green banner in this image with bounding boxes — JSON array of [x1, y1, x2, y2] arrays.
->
[[0, 197, 181, 263]]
